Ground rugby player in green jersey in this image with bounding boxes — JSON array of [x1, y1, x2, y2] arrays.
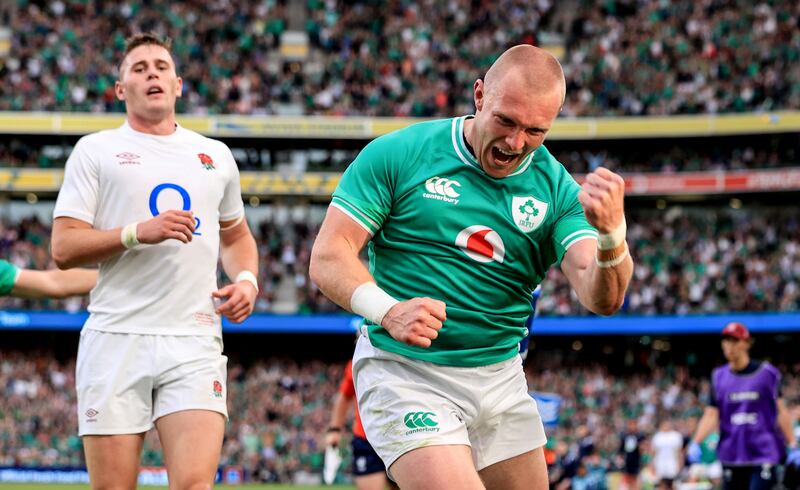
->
[[0, 258, 96, 299], [310, 45, 633, 490]]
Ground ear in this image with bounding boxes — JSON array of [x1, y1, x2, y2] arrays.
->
[[474, 79, 485, 112], [175, 76, 183, 99], [114, 80, 126, 101]]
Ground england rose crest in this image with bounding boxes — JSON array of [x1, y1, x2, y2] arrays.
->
[[198, 153, 215, 170]]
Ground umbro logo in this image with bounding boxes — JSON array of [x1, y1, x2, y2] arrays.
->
[[423, 176, 461, 204], [85, 408, 99, 423], [116, 152, 141, 165]]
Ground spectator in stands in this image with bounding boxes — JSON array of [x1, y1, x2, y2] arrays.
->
[[3, 1, 799, 116], [650, 419, 683, 489], [618, 418, 645, 490]]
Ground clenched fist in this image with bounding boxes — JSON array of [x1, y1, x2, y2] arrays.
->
[[382, 297, 447, 348], [577, 167, 626, 233]]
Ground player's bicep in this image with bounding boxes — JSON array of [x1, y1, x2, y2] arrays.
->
[[316, 206, 372, 258], [52, 216, 93, 241], [560, 238, 596, 291], [219, 215, 250, 247]]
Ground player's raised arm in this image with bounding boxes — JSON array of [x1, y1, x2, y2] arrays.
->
[[560, 167, 633, 315], [310, 206, 445, 348]]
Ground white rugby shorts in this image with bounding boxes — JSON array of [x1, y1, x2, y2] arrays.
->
[[352, 334, 546, 477], [76, 329, 228, 436]]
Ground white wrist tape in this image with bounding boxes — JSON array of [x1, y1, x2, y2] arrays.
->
[[596, 217, 627, 250], [596, 245, 629, 268], [350, 282, 399, 326], [120, 222, 140, 249], [236, 270, 259, 292]]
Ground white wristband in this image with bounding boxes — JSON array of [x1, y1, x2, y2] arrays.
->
[[235, 270, 259, 292], [350, 282, 399, 326], [596, 245, 629, 268], [596, 217, 627, 250], [120, 222, 140, 249]]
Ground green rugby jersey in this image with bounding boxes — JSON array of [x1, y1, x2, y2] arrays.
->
[[332, 116, 597, 366], [0, 259, 19, 295]]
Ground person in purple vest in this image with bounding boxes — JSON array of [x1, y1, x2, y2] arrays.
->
[[688, 322, 800, 490]]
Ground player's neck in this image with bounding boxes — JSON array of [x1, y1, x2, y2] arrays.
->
[[127, 113, 178, 136], [729, 355, 750, 371], [463, 118, 477, 156]]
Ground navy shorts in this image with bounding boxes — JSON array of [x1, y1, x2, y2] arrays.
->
[[352, 436, 386, 477], [722, 464, 776, 490]]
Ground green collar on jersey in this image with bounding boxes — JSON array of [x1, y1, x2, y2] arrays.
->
[[452, 115, 536, 179]]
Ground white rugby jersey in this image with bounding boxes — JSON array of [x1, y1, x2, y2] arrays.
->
[[54, 121, 245, 337]]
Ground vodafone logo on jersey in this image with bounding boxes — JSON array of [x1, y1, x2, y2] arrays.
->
[[455, 225, 505, 263]]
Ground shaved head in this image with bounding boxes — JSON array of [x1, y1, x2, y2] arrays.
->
[[464, 44, 567, 178], [483, 45, 566, 105]]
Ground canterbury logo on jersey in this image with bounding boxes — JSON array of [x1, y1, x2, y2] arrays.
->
[[423, 176, 461, 204]]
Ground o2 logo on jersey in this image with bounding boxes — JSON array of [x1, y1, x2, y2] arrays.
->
[[455, 225, 505, 263], [149, 183, 202, 236]]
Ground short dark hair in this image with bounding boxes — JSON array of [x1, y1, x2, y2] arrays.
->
[[119, 32, 173, 72]]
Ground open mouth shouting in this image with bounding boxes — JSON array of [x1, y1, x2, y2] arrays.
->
[[491, 146, 522, 167]]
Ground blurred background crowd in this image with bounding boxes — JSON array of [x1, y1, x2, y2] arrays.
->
[[2, 202, 799, 316], [2, 0, 799, 116], [5, 345, 797, 485]]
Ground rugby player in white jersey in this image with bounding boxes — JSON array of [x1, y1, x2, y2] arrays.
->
[[51, 33, 258, 490]]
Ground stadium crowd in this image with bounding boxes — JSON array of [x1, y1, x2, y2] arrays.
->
[[2, 0, 799, 116], [2, 203, 799, 316], [2, 348, 798, 486]]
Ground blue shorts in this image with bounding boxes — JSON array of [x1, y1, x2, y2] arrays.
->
[[352, 436, 386, 477]]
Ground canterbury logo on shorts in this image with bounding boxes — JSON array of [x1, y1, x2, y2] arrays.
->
[[403, 411, 441, 435]]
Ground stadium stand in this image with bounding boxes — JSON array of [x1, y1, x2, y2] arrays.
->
[[2, 202, 798, 316], [2, 1, 798, 116], [2, 339, 798, 485]]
